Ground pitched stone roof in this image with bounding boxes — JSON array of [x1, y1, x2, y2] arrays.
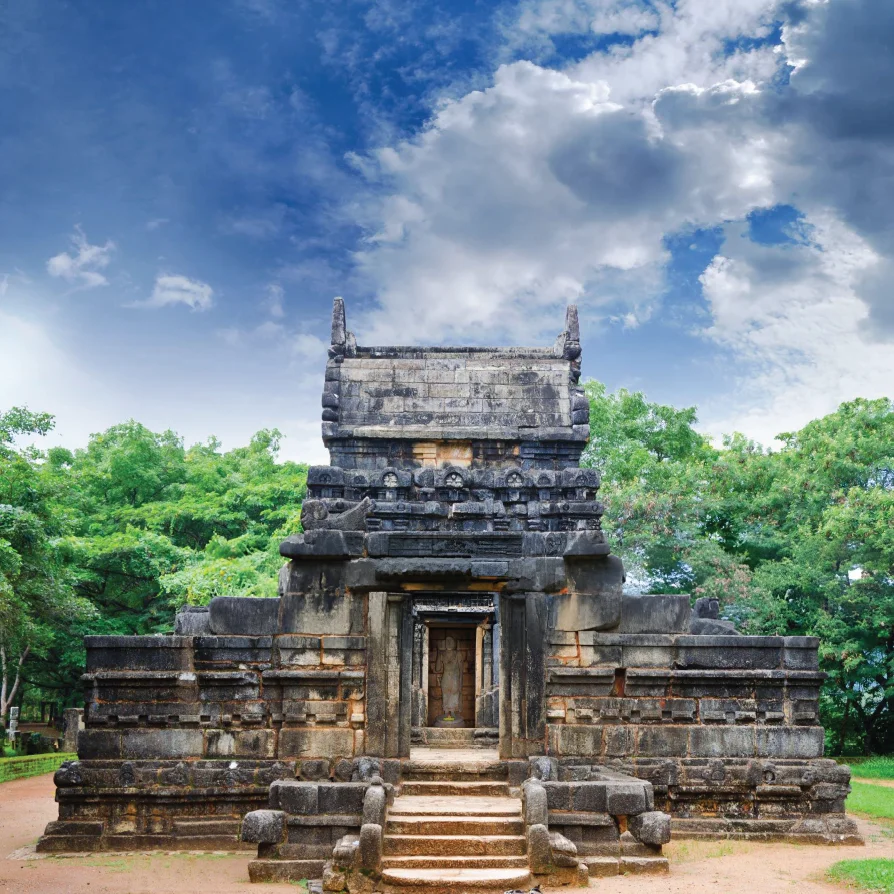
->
[[321, 299, 589, 443]]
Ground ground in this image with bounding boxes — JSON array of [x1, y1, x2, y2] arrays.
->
[[1, 773, 892, 894]]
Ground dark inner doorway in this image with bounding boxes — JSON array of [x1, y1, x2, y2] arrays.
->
[[427, 625, 475, 726]]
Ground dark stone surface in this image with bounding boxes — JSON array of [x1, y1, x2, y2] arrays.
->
[[209, 597, 279, 636], [242, 810, 286, 844]]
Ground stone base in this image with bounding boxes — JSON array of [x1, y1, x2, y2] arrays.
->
[[248, 858, 326, 882], [37, 758, 293, 853], [582, 855, 669, 876], [671, 815, 863, 845]]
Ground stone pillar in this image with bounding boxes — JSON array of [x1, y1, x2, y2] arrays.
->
[[366, 592, 389, 757], [62, 708, 83, 754], [499, 592, 547, 758], [481, 624, 493, 693]]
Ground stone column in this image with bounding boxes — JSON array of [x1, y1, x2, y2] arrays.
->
[[499, 592, 547, 758]]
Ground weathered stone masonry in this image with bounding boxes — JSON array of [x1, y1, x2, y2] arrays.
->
[[39, 300, 859, 876]]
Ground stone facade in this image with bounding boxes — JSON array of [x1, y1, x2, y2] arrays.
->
[[39, 300, 859, 876]]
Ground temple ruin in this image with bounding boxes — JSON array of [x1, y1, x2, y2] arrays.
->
[[39, 299, 860, 889]]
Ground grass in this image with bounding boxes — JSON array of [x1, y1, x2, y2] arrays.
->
[[848, 758, 894, 781], [0, 752, 77, 783], [828, 859, 894, 893], [848, 782, 894, 823]]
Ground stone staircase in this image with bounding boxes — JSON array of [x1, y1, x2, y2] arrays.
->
[[381, 750, 533, 893]]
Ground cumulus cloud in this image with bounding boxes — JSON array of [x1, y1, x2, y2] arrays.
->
[[347, 0, 894, 443], [698, 214, 892, 444], [46, 226, 115, 289], [352, 61, 773, 345], [142, 274, 214, 311]]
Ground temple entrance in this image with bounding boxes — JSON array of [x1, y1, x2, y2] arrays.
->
[[406, 593, 500, 750], [426, 625, 475, 727]]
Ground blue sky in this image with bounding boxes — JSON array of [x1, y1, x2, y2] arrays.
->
[[1, 0, 892, 463]]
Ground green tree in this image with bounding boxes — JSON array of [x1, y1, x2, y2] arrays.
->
[[0, 408, 94, 725]]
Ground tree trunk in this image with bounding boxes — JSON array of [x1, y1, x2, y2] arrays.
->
[[0, 643, 30, 725]]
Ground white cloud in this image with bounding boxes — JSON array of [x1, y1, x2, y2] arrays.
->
[[698, 213, 893, 444], [346, 0, 894, 445], [264, 282, 285, 318], [141, 274, 214, 311], [352, 61, 772, 346], [46, 226, 115, 290]]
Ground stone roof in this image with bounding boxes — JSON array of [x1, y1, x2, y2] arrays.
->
[[321, 299, 589, 443]]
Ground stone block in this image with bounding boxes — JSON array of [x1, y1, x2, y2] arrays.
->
[[605, 783, 648, 816], [278, 588, 365, 636], [636, 726, 689, 758], [783, 637, 820, 670], [241, 810, 286, 844], [571, 782, 607, 812], [357, 823, 382, 872], [675, 636, 783, 670], [362, 784, 386, 826], [318, 783, 367, 815], [272, 780, 319, 815], [77, 729, 122, 759], [544, 782, 571, 810], [85, 636, 193, 671], [299, 759, 331, 781], [530, 756, 558, 781], [550, 831, 579, 867], [209, 596, 279, 635], [553, 556, 623, 631], [121, 729, 204, 759], [524, 781, 549, 825], [527, 823, 552, 873], [174, 606, 211, 635], [279, 727, 355, 759], [689, 726, 756, 758], [548, 724, 604, 756], [619, 594, 690, 634], [629, 811, 671, 845], [276, 635, 322, 666], [756, 727, 824, 759]]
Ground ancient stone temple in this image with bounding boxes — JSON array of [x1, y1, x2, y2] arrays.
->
[[39, 299, 860, 890]]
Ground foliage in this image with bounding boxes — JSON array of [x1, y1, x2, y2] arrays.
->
[[582, 386, 894, 754], [0, 412, 306, 720], [828, 859, 894, 894]]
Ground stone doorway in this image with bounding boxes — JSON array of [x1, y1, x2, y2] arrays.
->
[[427, 625, 475, 727], [408, 594, 500, 749]]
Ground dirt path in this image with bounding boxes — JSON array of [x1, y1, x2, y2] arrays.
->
[[852, 776, 894, 788], [1, 772, 892, 894]]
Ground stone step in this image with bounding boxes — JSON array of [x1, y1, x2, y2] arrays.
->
[[382, 856, 530, 870], [387, 816, 525, 837], [400, 780, 510, 797], [382, 867, 532, 893], [401, 764, 509, 782], [401, 756, 508, 782], [390, 795, 522, 817], [172, 819, 241, 836], [384, 835, 527, 857], [411, 728, 499, 749]]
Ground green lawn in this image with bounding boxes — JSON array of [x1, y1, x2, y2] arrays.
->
[[0, 752, 76, 783], [828, 859, 894, 893], [848, 758, 894, 781], [847, 781, 894, 822]]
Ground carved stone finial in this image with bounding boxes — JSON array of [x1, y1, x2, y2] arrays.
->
[[563, 304, 581, 363], [331, 296, 347, 347], [565, 304, 580, 342]]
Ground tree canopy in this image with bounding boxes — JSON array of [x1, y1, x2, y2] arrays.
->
[[0, 387, 890, 754]]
